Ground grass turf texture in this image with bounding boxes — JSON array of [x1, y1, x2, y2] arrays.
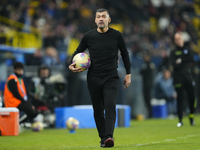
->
[[1, 115, 200, 150]]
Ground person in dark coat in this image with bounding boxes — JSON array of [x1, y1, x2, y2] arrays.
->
[[140, 54, 155, 118], [169, 32, 196, 127]]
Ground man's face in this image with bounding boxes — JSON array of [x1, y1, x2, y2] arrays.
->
[[174, 33, 184, 47], [163, 70, 171, 80], [95, 11, 111, 29], [40, 69, 49, 78], [14, 68, 23, 75], [144, 55, 150, 62]]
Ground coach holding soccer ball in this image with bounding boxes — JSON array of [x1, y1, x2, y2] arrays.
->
[[69, 8, 131, 147]]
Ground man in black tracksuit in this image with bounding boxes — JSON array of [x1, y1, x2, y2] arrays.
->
[[140, 54, 155, 118], [69, 8, 131, 148], [169, 32, 196, 127]]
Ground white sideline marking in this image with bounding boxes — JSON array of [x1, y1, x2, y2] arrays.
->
[[133, 134, 200, 147], [151, 141, 161, 144], [135, 143, 148, 146], [177, 137, 187, 139], [163, 139, 175, 142], [186, 134, 196, 137], [55, 134, 200, 149], [122, 134, 200, 148]]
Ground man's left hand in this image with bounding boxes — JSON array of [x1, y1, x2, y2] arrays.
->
[[123, 74, 131, 89]]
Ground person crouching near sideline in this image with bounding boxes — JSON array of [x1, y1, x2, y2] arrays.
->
[[4, 62, 39, 123]]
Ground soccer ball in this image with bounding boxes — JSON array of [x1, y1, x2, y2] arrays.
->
[[31, 121, 44, 132], [66, 117, 79, 131], [72, 53, 91, 71]]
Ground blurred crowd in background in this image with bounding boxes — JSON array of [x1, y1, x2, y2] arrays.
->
[[0, 0, 200, 118], [0, 0, 199, 68]]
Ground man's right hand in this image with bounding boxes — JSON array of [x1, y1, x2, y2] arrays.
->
[[69, 62, 83, 73]]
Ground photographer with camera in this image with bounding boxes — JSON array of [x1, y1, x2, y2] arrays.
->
[[27, 65, 50, 111]]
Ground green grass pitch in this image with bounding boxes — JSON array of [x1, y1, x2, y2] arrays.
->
[[1, 115, 200, 150]]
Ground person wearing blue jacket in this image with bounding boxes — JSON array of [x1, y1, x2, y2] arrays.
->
[[154, 68, 177, 116]]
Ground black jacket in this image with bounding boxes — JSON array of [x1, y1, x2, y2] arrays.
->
[[169, 42, 195, 75]]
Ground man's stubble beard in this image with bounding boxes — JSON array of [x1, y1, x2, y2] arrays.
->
[[99, 26, 105, 30], [98, 22, 106, 29]]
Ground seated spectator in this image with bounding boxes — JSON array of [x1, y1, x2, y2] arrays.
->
[[4, 62, 39, 123], [153, 68, 177, 115], [42, 46, 62, 68], [27, 64, 50, 110], [26, 49, 43, 66]]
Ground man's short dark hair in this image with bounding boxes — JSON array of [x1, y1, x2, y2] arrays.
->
[[13, 62, 24, 69], [39, 64, 49, 70], [38, 64, 50, 77], [96, 8, 109, 16]]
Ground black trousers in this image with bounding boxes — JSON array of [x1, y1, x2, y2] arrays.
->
[[173, 73, 196, 122], [17, 101, 39, 122], [143, 86, 152, 118], [87, 70, 119, 139]]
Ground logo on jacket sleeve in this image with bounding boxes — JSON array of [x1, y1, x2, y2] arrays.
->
[[183, 49, 188, 54]]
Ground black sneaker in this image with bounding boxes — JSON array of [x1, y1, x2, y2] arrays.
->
[[189, 118, 195, 126], [177, 122, 183, 127], [100, 137, 106, 147], [104, 137, 114, 148]]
